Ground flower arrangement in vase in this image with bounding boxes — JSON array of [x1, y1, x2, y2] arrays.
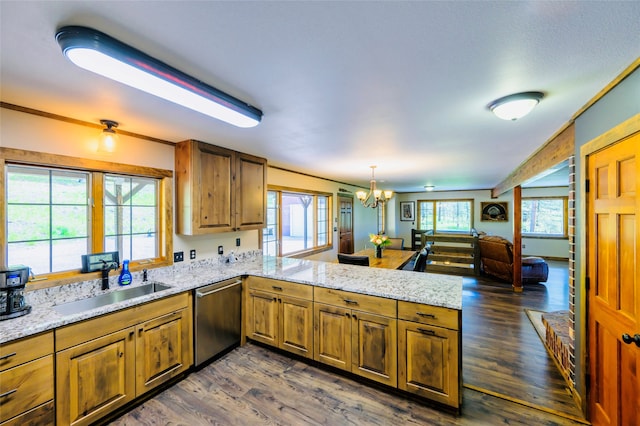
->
[[369, 234, 391, 258]]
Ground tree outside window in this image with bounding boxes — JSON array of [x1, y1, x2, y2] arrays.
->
[[521, 197, 567, 237], [418, 199, 472, 233]]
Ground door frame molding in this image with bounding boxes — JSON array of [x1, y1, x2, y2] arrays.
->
[[579, 112, 640, 415]]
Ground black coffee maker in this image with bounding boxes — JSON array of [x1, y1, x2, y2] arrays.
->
[[0, 266, 32, 320]]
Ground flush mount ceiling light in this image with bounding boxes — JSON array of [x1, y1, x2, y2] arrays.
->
[[488, 91, 544, 121], [424, 185, 435, 192], [98, 119, 118, 153], [55, 26, 262, 128], [356, 166, 393, 209]]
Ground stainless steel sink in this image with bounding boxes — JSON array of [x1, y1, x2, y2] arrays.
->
[[53, 282, 172, 316]]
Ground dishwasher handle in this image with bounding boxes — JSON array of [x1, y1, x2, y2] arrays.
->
[[196, 280, 242, 298]]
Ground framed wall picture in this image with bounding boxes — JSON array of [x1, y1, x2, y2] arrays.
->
[[481, 202, 508, 221], [400, 201, 415, 221]]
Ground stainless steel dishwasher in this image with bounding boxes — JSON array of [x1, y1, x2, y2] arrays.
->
[[194, 278, 242, 367]]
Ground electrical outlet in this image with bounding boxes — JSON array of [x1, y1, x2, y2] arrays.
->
[[236, 238, 241, 247], [174, 251, 184, 262], [190, 249, 196, 260], [218, 245, 224, 255]]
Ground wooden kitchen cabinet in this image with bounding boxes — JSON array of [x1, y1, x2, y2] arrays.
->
[[135, 307, 191, 395], [245, 276, 313, 359], [397, 301, 461, 409], [0, 331, 54, 426], [56, 293, 192, 426], [175, 139, 266, 235], [314, 287, 397, 387]]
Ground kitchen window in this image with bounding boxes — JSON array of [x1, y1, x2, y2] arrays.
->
[[2, 149, 172, 285], [417, 199, 473, 233], [521, 197, 568, 238], [263, 188, 332, 257]]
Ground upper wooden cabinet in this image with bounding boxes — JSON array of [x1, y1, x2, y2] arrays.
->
[[175, 140, 267, 235]]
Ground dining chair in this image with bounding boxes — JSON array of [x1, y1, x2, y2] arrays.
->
[[387, 238, 404, 250], [413, 245, 431, 272], [338, 253, 370, 266]]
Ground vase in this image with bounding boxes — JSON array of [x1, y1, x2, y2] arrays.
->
[[375, 246, 382, 258]]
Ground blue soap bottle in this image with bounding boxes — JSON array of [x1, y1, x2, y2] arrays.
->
[[118, 260, 132, 286]]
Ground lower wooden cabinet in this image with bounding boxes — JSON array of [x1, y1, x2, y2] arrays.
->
[[56, 328, 135, 425], [0, 332, 54, 426], [314, 288, 397, 387], [397, 301, 461, 408], [246, 277, 313, 359], [244, 279, 462, 410], [55, 293, 193, 426], [136, 308, 191, 395]]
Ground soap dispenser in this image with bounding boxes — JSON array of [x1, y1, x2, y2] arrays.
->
[[118, 260, 132, 286]]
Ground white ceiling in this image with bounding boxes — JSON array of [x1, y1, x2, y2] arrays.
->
[[1, 1, 638, 192]]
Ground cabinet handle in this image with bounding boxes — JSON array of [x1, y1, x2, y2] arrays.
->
[[345, 313, 351, 318], [119, 352, 124, 358], [417, 328, 437, 336], [352, 314, 357, 320], [343, 299, 358, 305], [272, 286, 283, 291], [417, 312, 436, 319], [0, 352, 16, 361], [129, 331, 135, 338], [0, 389, 17, 398], [139, 327, 143, 335]]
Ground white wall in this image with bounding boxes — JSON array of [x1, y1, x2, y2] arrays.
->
[[388, 186, 569, 259], [0, 108, 379, 265]]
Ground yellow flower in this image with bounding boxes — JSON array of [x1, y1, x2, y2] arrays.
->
[[369, 233, 392, 247]]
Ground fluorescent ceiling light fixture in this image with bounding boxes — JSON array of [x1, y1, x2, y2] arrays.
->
[[56, 26, 262, 128], [488, 91, 544, 121]]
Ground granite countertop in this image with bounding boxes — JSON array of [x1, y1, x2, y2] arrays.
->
[[0, 252, 462, 344]]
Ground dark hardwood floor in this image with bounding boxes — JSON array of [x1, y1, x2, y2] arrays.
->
[[461, 260, 584, 421], [111, 261, 588, 425]]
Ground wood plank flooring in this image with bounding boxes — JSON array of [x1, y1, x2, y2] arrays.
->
[[111, 260, 588, 425], [461, 260, 584, 420]]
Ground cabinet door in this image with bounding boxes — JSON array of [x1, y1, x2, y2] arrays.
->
[[313, 303, 351, 371], [197, 143, 234, 231], [398, 320, 460, 408], [234, 152, 266, 230], [246, 290, 279, 346], [351, 311, 397, 387], [56, 328, 135, 426], [279, 295, 313, 359], [135, 308, 191, 396]]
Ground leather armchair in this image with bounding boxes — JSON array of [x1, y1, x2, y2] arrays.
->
[[477, 235, 549, 283]]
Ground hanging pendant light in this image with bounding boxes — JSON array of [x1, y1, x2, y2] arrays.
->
[[356, 166, 393, 209]]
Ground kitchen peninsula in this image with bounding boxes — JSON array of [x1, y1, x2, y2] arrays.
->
[[0, 254, 462, 424]]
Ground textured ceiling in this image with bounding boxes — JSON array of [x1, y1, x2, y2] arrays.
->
[[1, 1, 638, 191]]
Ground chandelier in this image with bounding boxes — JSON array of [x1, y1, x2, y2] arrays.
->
[[356, 166, 393, 208]]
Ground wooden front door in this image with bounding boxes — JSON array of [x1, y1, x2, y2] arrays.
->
[[588, 131, 640, 426], [338, 195, 354, 253]]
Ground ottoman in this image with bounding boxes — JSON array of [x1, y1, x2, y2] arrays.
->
[[522, 257, 549, 283]]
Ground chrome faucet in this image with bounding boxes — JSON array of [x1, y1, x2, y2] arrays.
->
[[101, 260, 119, 290]]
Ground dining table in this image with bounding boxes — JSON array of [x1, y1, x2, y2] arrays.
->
[[351, 248, 416, 270]]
